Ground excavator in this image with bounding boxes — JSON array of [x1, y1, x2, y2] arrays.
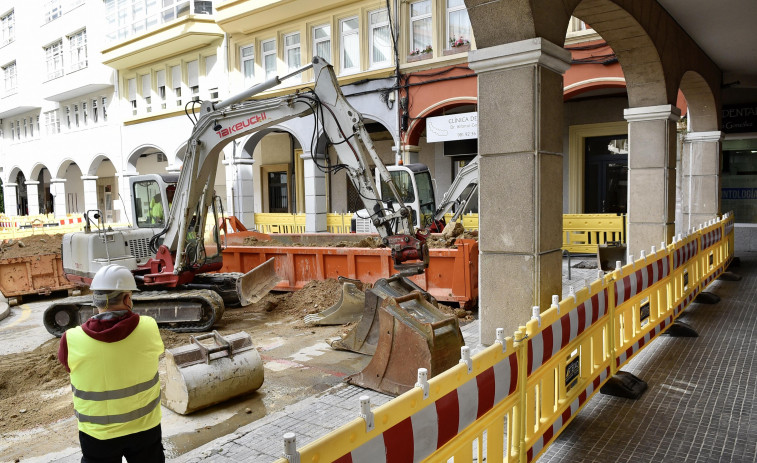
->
[[43, 57, 466, 395]]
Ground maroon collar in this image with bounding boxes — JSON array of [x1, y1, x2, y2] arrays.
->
[[81, 310, 141, 343]]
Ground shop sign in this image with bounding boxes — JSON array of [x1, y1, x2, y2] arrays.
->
[[426, 112, 478, 142], [722, 104, 757, 133]]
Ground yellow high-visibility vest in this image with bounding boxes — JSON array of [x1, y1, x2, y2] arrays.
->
[[66, 316, 163, 439]]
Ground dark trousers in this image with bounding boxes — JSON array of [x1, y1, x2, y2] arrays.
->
[[79, 424, 165, 463]]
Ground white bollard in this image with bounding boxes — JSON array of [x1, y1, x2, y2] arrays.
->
[[359, 395, 374, 432]]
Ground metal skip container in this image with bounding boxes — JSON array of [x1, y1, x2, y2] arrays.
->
[[163, 331, 264, 415]]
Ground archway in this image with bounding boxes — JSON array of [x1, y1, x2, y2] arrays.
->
[[55, 160, 85, 215], [14, 170, 28, 216], [127, 145, 168, 175], [87, 155, 120, 223]]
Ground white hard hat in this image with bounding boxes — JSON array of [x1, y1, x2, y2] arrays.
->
[[90, 264, 139, 292]]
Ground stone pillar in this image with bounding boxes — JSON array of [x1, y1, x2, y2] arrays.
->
[[682, 131, 722, 231], [468, 38, 571, 344], [81, 175, 99, 214], [624, 105, 680, 254], [3, 183, 18, 216], [50, 179, 68, 219], [301, 151, 327, 232], [25, 181, 40, 216], [401, 145, 420, 165], [227, 157, 256, 228]]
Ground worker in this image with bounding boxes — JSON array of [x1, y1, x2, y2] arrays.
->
[[149, 193, 164, 224], [57, 264, 165, 463]]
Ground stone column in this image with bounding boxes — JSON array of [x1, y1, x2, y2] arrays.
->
[[624, 105, 680, 254], [468, 38, 570, 344], [301, 151, 327, 232], [81, 175, 99, 214], [227, 157, 256, 228], [50, 178, 68, 219], [401, 145, 420, 165], [25, 181, 40, 216], [3, 183, 18, 216], [682, 131, 722, 231]]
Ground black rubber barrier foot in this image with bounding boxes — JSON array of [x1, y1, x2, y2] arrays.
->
[[695, 292, 721, 304], [731, 257, 741, 267], [600, 371, 647, 399], [719, 271, 742, 281], [664, 321, 699, 337]]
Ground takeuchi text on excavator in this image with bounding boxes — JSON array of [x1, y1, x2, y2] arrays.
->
[[43, 57, 436, 337]]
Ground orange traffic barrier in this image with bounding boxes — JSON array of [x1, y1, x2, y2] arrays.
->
[[220, 235, 478, 306]]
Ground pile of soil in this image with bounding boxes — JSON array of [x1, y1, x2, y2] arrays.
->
[[0, 339, 72, 434], [0, 234, 64, 259], [242, 236, 381, 248]]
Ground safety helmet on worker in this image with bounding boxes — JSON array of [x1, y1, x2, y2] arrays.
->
[[90, 264, 139, 292]]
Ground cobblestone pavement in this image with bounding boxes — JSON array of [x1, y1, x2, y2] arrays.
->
[[53, 253, 743, 463]]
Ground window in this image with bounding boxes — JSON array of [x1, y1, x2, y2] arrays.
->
[[45, 40, 64, 80], [205, 54, 218, 99], [262, 39, 276, 80], [9, 121, 13, 140], [267, 171, 289, 213], [171, 65, 182, 107], [105, 0, 211, 44], [187, 59, 199, 101], [2, 61, 16, 93], [128, 78, 137, 115], [23, 118, 27, 138], [447, 0, 471, 48], [14, 119, 19, 138], [284, 32, 301, 77], [82, 102, 87, 124], [92, 99, 98, 122], [68, 29, 87, 72], [29, 116, 34, 137], [313, 25, 331, 63], [369, 9, 391, 67], [410, 1, 432, 54], [45, 110, 60, 135], [102, 97, 108, 121], [44, 0, 62, 23], [65, 106, 71, 129], [156, 69, 166, 109], [73, 104, 79, 127], [1, 10, 14, 45], [241, 45, 255, 86], [340, 17, 359, 73], [141, 74, 152, 112]]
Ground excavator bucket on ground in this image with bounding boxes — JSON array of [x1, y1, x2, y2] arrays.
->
[[236, 257, 281, 306], [163, 331, 264, 415], [330, 275, 435, 355], [346, 291, 464, 396], [304, 277, 368, 326]]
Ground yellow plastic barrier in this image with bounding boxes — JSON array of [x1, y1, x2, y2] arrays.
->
[[563, 213, 625, 254], [254, 213, 306, 234], [274, 212, 734, 463]]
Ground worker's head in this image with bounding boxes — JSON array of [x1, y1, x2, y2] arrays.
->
[[90, 264, 139, 313], [154, 193, 161, 202]]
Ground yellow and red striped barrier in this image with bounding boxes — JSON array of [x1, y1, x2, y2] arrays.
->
[[274, 212, 734, 463]]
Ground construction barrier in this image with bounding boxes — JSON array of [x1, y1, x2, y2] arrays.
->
[[274, 212, 734, 463], [562, 213, 625, 254], [253, 212, 482, 234]]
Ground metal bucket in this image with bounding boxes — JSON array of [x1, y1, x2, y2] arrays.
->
[[304, 277, 367, 326], [163, 331, 264, 415]]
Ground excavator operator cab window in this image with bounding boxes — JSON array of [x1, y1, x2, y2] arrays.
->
[[381, 170, 415, 204], [134, 180, 165, 228], [415, 171, 436, 227]]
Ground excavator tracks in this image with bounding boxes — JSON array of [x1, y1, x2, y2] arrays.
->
[[43, 289, 224, 337]]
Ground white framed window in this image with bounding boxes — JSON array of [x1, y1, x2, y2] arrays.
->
[[14, 119, 19, 138], [92, 99, 98, 122], [156, 69, 166, 109], [45, 40, 64, 80], [369, 9, 391, 67], [29, 116, 34, 137], [205, 54, 218, 100], [340, 17, 359, 74], [313, 25, 331, 63], [262, 39, 277, 80], [241, 45, 255, 86], [22, 118, 26, 138], [82, 101, 87, 124], [2, 61, 16, 93], [65, 106, 71, 129], [9, 121, 13, 140], [141, 74, 152, 112], [447, 0, 471, 49], [36, 115, 40, 134], [73, 103, 80, 127], [1, 10, 14, 45], [101, 96, 108, 121], [127, 78, 137, 115], [171, 64, 182, 107], [68, 29, 87, 72], [187, 59, 199, 101], [284, 32, 301, 77], [44, 0, 62, 24], [409, 0, 432, 54]]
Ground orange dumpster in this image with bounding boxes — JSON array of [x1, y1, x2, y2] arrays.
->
[[220, 234, 478, 307], [0, 254, 75, 300]]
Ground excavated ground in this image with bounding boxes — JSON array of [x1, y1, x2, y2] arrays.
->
[[0, 233, 64, 259]]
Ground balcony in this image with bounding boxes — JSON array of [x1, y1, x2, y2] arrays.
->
[[216, 0, 350, 34], [0, 91, 40, 119], [43, 65, 115, 102], [102, 2, 222, 70]]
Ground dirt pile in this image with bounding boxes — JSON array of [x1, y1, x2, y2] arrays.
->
[[0, 234, 64, 259], [241, 236, 381, 248], [0, 339, 72, 433]]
